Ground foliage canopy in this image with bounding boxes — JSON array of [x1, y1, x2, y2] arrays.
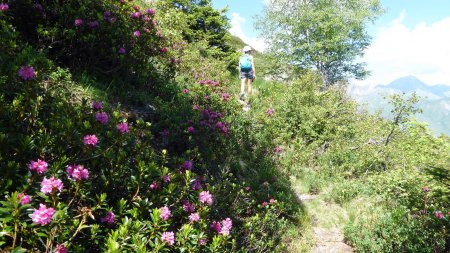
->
[[256, 0, 383, 86]]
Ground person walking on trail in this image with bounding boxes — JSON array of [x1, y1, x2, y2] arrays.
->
[[239, 45, 256, 101]]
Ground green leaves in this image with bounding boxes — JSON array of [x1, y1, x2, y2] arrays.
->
[[256, 0, 383, 86]]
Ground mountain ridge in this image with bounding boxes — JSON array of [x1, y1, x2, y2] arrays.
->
[[376, 75, 450, 97]]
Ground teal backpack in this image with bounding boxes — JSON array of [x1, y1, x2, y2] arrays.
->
[[239, 54, 252, 72]]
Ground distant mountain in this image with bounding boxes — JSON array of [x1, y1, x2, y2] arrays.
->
[[348, 76, 450, 136], [376, 75, 450, 98]]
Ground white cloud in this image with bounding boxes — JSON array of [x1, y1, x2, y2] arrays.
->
[[229, 12, 266, 52], [355, 12, 450, 87]]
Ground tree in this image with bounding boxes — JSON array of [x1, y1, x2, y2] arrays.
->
[[165, 0, 233, 55], [255, 0, 383, 87]]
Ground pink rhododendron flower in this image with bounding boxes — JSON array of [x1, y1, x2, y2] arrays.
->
[[161, 231, 175, 245], [74, 19, 83, 26], [189, 213, 200, 222], [18, 193, 31, 205], [160, 47, 168, 54], [96, 112, 109, 124], [187, 126, 195, 134], [117, 122, 129, 133], [267, 108, 275, 116], [18, 66, 36, 80], [147, 8, 155, 15], [149, 181, 160, 190], [101, 211, 115, 224], [0, 3, 9, 11], [221, 125, 228, 135], [182, 88, 189, 94], [182, 160, 193, 170], [142, 16, 150, 22], [92, 101, 103, 110], [199, 191, 213, 206], [210, 221, 221, 233], [104, 11, 111, 19], [31, 204, 55, 225], [133, 30, 141, 37], [40, 177, 63, 194], [160, 206, 171, 221], [29, 159, 48, 174], [216, 121, 223, 129], [274, 147, 283, 153], [33, 3, 43, 12], [262, 202, 268, 207], [222, 93, 230, 101], [219, 218, 232, 235], [269, 198, 276, 204], [83, 134, 98, 146], [118, 47, 126, 54], [156, 30, 162, 37], [56, 244, 68, 253], [435, 211, 444, 219], [133, 5, 140, 11], [192, 178, 201, 190], [88, 20, 99, 29], [163, 174, 171, 183], [182, 200, 195, 213], [193, 104, 200, 110], [66, 164, 89, 181], [422, 186, 430, 192], [131, 12, 141, 19]]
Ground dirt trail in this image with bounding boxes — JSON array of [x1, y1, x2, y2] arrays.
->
[[297, 194, 353, 253]]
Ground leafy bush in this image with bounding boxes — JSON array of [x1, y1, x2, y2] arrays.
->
[[0, 2, 301, 252], [6, 0, 173, 86]]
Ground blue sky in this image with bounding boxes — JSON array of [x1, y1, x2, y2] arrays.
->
[[212, 0, 450, 86]]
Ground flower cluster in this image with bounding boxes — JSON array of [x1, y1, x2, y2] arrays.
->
[[41, 177, 64, 194], [29, 159, 48, 174], [160, 206, 171, 221], [18, 66, 36, 80], [83, 134, 98, 146], [96, 112, 109, 124], [199, 79, 220, 87], [117, 122, 129, 133], [101, 211, 115, 225], [211, 218, 233, 236], [199, 191, 213, 206], [66, 164, 89, 181], [161, 231, 175, 245], [17, 193, 31, 205], [31, 204, 55, 225], [182, 200, 195, 213], [181, 160, 193, 170], [189, 213, 200, 222], [0, 3, 9, 11], [92, 101, 103, 110], [199, 109, 229, 135]]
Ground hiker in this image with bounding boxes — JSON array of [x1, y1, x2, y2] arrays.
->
[[239, 46, 256, 100]]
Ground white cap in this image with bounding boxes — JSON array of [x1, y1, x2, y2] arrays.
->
[[243, 46, 252, 53]]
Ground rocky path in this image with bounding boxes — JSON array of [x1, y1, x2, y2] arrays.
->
[[297, 194, 353, 253]]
